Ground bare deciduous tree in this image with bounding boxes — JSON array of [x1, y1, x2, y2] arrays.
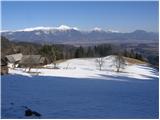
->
[[96, 57, 105, 71], [25, 57, 35, 72], [114, 54, 126, 72]]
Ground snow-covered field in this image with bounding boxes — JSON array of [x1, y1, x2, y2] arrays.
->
[[9, 56, 158, 80], [1, 56, 159, 118]]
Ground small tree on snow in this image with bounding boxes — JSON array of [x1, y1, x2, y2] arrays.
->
[[96, 57, 105, 71], [51, 47, 58, 69], [114, 54, 126, 72]]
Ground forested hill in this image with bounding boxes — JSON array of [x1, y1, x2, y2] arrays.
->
[[1, 36, 159, 66], [1, 36, 42, 56]]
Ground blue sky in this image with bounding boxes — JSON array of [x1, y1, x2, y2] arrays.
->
[[2, 1, 159, 32]]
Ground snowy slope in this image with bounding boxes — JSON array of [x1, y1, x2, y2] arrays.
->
[[1, 56, 159, 118], [9, 56, 158, 80]]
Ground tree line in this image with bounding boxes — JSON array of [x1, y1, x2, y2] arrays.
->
[[2, 36, 149, 66], [39, 44, 145, 62]]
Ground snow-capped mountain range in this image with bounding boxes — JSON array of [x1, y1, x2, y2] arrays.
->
[[1, 25, 158, 44], [11, 25, 79, 32]]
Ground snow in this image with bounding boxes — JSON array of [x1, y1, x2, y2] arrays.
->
[[35, 31, 41, 35], [57, 25, 79, 31], [7, 25, 79, 32], [1, 56, 159, 118], [1, 74, 158, 118], [1, 26, 122, 33], [8, 56, 159, 80], [93, 27, 103, 31], [107, 29, 120, 33], [17, 26, 55, 32], [9, 68, 32, 77]]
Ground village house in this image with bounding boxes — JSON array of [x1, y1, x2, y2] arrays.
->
[[5, 53, 23, 68], [39, 57, 49, 65], [19, 55, 48, 68], [1, 57, 8, 75], [4, 53, 49, 72]]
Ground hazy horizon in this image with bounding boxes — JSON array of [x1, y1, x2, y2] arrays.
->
[[2, 1, 159, 32]]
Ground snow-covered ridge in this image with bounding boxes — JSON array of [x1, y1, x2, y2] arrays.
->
[[2, 25, 119, 33], [1, 25, 79, 32], [107, 29, 120, 33], [13, 25, 79, 32], [92, 27, 103, 31], [21, 27, 54, 31], [57, 25, 79, 31]]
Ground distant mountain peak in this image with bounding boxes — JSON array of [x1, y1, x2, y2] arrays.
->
[[107, 29, 119, 33], [133, 30, 147, 33], [57, 25, 79, 31], [93, 27, 103, 31], [58, 25, 70, 29]]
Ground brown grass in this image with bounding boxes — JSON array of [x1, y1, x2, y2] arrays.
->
[[124, 57, 146, 65], [55, 59, 67, 64]]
